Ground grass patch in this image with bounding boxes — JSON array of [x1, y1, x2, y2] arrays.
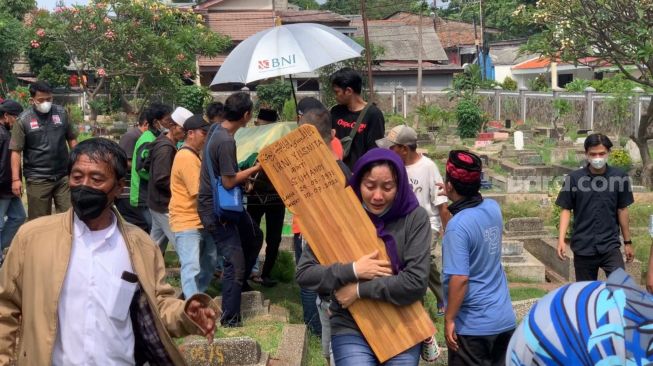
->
[[306, 333, 327, 366], [164, 250, 180, 268], [270, 250, 296, 283], [509, 287, 547, 301], [501, 201, 551, 223], [490, 164, 508, 176], [215, 318, 285, 354], [629, 203, 653, 228], [632, 231, 652, 264]]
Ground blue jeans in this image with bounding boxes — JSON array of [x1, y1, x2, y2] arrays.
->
[[0, 197, 26, 252], [150, 209, 175, 253], [174, 229, 218, 298], [208, 211, 263, 326], [294, 233, 322, 336], [331, 334, 421, 366]]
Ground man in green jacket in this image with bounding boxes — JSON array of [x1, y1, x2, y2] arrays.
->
[[130, 103, 173, 231]]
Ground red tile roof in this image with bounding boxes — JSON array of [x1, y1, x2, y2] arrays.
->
[[512, 56, 610, 70], [198, 54, 227, 68], [205, 11, 275, 41]]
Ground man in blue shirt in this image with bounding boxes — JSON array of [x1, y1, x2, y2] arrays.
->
[[442, 150, 516, 366]]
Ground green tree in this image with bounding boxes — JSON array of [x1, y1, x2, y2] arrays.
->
[[176, 84, 212, 114], [26, 37, 71, 87], [0, 11, 25, 91], [0, 0, 36, 19], [524, 0, 653, 186], [317, 37, 383, 107], [321, 0, 422, 19], [256, 78, 293, 114], [29, 0, 230, 120], [289, 0, 320, 10], [439, 0, 539, 40]]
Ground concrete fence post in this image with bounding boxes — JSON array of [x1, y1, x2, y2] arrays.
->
[[584, 87, 596, 130], [392, 88, 397, 115], [494, 85, 503, 121], [519, 86, 528, 123], [632, 87, 645, 135]]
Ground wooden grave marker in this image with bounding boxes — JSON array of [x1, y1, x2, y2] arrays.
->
[[258, 125, 435, 362]]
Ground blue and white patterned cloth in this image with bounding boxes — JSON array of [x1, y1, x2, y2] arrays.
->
[[507, 269, 653, 366]]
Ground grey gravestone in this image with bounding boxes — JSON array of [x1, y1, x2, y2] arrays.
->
[[502, 240, 525, 263], [625, 140, 642, 163], [214, 291, 269, 319], [518, 154, 544, 166], [505, 217, 544, 232], [180, 336, 266, 366]]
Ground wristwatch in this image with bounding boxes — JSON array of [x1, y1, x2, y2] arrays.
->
[[624, 240, 632, 245]]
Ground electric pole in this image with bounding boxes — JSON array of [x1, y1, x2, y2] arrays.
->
[[479, 0, 485, 80], [361, 0, 375, 102], [414, 1, 425, 129]]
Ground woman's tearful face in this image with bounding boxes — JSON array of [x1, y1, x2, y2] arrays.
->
[[360, 165, 397, 216]]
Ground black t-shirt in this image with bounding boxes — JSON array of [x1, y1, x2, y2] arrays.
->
[[331, 103, 385, 169], [555, 165, 634, 256], [118, 127, 142, 160], [198, 124, 237, 226], [0, 125, 12, 198]]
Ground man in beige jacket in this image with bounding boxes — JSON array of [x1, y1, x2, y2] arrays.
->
[[0, 137, 219, 365]]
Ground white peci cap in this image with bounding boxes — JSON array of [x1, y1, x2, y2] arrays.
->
[[171, 106, 193, 128]]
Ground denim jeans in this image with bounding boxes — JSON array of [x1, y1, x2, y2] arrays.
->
[[294, 233, 322, 336], [331, 334, 421, 366], [208, 211, 263, 326], [174, 229, 218, 298], [0, 197, 26, 251], [150, 209, 175, 253]]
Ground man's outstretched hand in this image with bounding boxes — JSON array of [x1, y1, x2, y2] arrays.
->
[[186, 299, 218, 343]]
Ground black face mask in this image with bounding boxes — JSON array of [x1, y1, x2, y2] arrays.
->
[[70, 185, 111, 221]]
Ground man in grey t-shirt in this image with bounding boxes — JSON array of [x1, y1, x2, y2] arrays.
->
[[198, 92, 262, 327]]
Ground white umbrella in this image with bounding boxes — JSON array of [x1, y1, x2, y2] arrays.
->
[[210, 23, 364, 85]]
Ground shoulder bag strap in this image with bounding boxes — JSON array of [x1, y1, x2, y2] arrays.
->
[[343, 103, 373, 158]]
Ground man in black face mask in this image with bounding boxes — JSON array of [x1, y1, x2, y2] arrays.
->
[[9, 81, 78, 220], [0, 138, 220, 365]]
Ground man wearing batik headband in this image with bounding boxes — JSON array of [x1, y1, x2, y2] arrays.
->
[[441, 150, 516, 366]]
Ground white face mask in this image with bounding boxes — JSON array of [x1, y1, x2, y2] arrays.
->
[[35, 101, 52, 114], [589, 157, 607, 170]]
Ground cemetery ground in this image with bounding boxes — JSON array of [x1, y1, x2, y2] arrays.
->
[[159, 127, 653, 365], [164, 198, 649, 365]]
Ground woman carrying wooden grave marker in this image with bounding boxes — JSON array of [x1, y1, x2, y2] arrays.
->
[[296, 148, 432, 365]]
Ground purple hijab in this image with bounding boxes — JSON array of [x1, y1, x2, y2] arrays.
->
[[349, 148, 419, 274]]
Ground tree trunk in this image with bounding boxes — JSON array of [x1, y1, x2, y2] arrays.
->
[[632, 101, 653, 188]]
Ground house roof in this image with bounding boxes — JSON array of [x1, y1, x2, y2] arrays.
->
[[512, 56, 607, 70], [194, 0, 226, 10], [198, 54, 227, 68], [490, 45, 535, 66], [352, 22, 448, 62], [278, 10, 350, 25], [374, 61, 462, 73], [204, 11, 275, 41], [385, 12, 501, 49]]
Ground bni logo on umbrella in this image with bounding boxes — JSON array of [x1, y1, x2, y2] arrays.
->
[[258, 54, 297, 70]]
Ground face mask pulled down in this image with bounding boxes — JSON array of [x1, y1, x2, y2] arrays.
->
[[71, 185, 110, 221]]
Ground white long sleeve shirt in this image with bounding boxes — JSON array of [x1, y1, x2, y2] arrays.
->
[[52, 213, 137, 365]]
